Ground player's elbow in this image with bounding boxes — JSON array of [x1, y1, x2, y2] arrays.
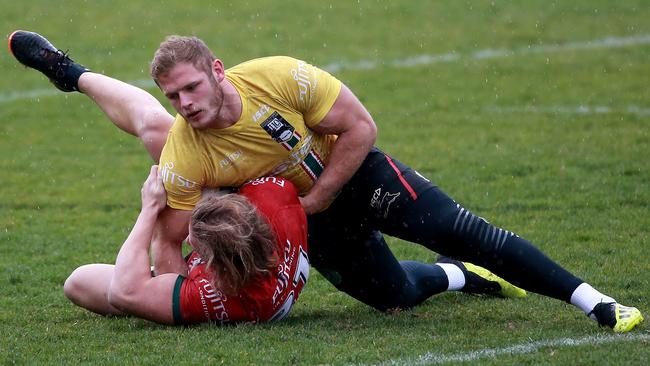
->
[[107, 281, 139, 313], [63, 266, 85, 305], [361, 116, 377, 145], [353, 114, 377, 149]]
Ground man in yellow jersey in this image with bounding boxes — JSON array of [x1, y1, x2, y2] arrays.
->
[[8, 30, 643, 333]]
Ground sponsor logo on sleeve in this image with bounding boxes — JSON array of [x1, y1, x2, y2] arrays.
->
[[197, 278, 229, 323], [160, 161, 199, 192], [291, 60, 316, 102]]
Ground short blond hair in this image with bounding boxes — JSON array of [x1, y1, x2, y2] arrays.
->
[[190, 194, 278, 294], [150, 35, 215, 82]]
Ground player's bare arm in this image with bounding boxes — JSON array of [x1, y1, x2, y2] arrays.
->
[[300, 84, 377, 214], [108, 166, 178, 324], [151, 205, 192, 276]]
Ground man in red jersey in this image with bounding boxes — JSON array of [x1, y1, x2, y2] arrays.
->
[[64, 171, 309, 325]]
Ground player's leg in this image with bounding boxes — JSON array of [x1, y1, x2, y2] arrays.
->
[[64, 263, 125, 316], [361, 149, 642, 332], [404, 189, 642, 332], [8, 30, 173, 162], [308, 190, 521, 311], [78, 73, 173, 161], [307, 222, 445, 311]]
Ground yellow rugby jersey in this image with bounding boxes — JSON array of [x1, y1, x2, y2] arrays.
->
[[160, 56, 342, 210]]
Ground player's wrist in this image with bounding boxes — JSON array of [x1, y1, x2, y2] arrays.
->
[[301, 189, 335, 215], [140, 203, 164, 216]]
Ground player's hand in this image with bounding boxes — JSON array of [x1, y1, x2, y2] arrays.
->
[[298, 192, 332, 215], [141, 165, 167, 212]]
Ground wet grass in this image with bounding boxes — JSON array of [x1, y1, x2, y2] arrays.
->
[[1, 1, 649, 365]]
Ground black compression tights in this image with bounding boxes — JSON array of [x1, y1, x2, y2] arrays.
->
[[380, 186, 584, 303]]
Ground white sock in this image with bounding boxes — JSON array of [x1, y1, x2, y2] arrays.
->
[[570, 283, 616, 317], [435, 263, 466, 291]]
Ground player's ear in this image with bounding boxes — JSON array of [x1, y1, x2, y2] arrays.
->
[[212, 59, 225, 82]]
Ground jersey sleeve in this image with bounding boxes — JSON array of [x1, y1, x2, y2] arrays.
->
[[172, 275, 185, 325], [159, 116, 204, 211], [173, 269, 252, 325], [245, 56, 342, 128], [294, 59, 342, 127]]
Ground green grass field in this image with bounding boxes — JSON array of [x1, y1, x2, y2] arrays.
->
[[1, 1, 649, 364]]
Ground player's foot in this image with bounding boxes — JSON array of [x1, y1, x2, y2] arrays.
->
[[589, 302, 644, 333], [8, 30, 89, 92], [437, 256, 527, 298]]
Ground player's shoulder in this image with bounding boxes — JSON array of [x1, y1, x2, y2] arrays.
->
[[158, 115, 204, 199], [227, 56, 306, 84], [229, 56, 301, 72], [161, 115, 202, 161]]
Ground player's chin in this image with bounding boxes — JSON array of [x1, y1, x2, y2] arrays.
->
[[187, 114, 210, 129], [189, 121, 209, 129]]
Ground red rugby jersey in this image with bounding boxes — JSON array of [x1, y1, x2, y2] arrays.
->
[[172, 177, 309, 324]]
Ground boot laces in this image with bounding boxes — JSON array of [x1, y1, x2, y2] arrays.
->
[[39, 47, 73, 77]]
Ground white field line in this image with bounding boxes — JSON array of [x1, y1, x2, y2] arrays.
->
[[358, 333, 650, 366], [484, 105, 650, 117], [323, 33, 650, 72], [2, 33, 650, 104]]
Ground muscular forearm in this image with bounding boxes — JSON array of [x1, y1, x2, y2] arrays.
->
[[305, 123, 375, 212], [152, 235, 188, 276], [111, 206, 159, 296], [151, 206, 191, 276], [301, 83, 378, 214]]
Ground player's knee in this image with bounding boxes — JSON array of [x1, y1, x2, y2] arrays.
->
[[63, 266, 85, 304]]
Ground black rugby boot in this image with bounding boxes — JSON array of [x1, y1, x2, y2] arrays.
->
[[8, 30, 89, 92]]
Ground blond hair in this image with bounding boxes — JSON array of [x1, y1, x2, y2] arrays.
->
[[150, 35, 215, 82], [190, 194, 278, 293]]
